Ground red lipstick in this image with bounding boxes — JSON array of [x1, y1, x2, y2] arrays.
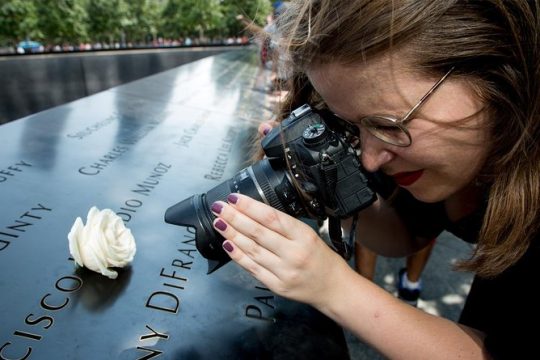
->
[[392, 170, 424, 186]]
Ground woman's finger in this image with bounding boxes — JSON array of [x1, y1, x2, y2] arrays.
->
[[258, 121, 278, 137], [212, 216, 283, 283], [221, 239, 283, 291], [211, 200, 288, 256], [223, 193, 312, 240]]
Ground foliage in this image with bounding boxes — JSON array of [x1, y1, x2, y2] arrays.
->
[[124, 0, 162, 43], [0, 0, 275, 48], [161, 0, 224, 39], [86, 0, 130, 44], [35, 0, 88, 44], [0, 0, 41, 45]]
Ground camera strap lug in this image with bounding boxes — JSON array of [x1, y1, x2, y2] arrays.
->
[[328, 215, 356, 260]]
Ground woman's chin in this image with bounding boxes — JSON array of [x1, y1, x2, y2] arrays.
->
[[405, 186, 448, 203]]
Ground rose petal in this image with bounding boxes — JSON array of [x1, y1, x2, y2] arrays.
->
[[68, 217, 84, 267], [67, 207, 136, 279]]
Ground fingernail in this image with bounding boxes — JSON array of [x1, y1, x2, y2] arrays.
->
[[227, 194, 238, 204], [222, 241, 234, 252], [211, 202, 223, 214], [214, 219, 227, 231], [263, 127, 271, 135]]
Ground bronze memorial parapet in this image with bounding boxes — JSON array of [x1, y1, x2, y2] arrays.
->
[[0, 49, 349, 359]]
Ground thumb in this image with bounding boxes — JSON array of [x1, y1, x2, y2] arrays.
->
[[258, 121, 278, 137]]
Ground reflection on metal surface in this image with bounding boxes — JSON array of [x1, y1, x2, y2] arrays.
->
[[0, 46, 244, 124], [0, 49, 349, 359]]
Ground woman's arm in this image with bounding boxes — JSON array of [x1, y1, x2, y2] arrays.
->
[[323, 261, 488, 359], [212, 194, 489, 359]]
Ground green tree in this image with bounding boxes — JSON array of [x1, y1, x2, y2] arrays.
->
[[161, 0, 224, 40], [125, 0, 163, 44], [35, 0, 88, 45], [86, 0, 130, 45], [0, 0, 275, 49], [0, 0, 41, 46]]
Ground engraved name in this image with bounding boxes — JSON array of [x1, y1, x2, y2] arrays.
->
[[144, 228, 197, 315], [116, 162, 172, 223], [173, 116, 207, 148], [204, 126, 239, 181], [0, 204, 52, 253], [245, 286, 276, 323], [0, 161, 32, 184], [131, 162, 172, 197], [135, 325, 169, 359], [78, 145, 130, 176], [66, 115, 116, 140], [118, 118, 164, 145], [136, 229, 197, 359], [0, 274, 83, 360]]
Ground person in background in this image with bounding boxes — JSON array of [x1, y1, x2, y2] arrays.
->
[[355, 238, 436, 307], [212, 1, 540, 358], [337, 214, 435, 307], [236, 1, 290, 92], [235, 13, 272, 67]]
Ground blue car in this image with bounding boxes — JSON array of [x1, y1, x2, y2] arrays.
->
[[17, 40, 44, 54]]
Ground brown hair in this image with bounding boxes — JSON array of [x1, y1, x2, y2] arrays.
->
[[272, 0, 540, 277]]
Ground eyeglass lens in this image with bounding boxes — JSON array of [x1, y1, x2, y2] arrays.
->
[[361, 116, 412, 146]]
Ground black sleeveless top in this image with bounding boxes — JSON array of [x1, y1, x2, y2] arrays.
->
[[375, 175, 539, 359]]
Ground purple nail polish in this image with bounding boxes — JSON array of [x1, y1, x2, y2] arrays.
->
[[263, 127, 270, 135], [215, 219, 227, 231], [222, 241, 234, 252], [211, 202, 223, 214], [227, 194, 238, 204]]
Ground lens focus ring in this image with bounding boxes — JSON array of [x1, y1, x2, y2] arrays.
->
[[251, 160, 287, 213]]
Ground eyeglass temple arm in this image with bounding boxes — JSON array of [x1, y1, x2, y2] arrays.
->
[[401, 66, 455, 122]]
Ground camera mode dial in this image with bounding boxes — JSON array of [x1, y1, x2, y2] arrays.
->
[[303, 123, 328, 146]]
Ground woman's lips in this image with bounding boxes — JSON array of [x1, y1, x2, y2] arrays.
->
[[391, 170, 424, 186]]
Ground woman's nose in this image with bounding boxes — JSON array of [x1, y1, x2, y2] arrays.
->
[[360, 133, 395, 172]]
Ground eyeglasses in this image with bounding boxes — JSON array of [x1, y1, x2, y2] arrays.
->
[[341, 67, 455, 147]]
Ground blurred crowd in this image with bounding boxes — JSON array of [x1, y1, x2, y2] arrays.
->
[[2, 36, 251, 56]]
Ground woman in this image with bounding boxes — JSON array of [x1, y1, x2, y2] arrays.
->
[[210, 1, 540, 358]]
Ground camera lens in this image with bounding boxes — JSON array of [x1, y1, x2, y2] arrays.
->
[[165, 104, 376, 274], [164, 158, 303, 272]]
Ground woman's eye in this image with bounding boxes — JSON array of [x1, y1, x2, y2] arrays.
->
[[373, 124, 400, 132]]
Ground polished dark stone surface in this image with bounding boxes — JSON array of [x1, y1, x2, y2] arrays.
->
[[0, 49, 349, 359], [0, 46, 245, 124]]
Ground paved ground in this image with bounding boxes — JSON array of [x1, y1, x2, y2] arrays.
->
[[342, 231, 475, 359]]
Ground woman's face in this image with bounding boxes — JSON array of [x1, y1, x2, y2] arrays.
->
[[307, 57, 490, 203]]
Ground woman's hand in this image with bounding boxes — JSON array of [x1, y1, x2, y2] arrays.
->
[[210, 193, 349, 307]]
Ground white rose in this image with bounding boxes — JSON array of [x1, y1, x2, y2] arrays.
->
[[68, 207, 136, 279]]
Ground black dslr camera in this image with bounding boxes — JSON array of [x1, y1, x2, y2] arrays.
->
[[165, 104, 376, 273]]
